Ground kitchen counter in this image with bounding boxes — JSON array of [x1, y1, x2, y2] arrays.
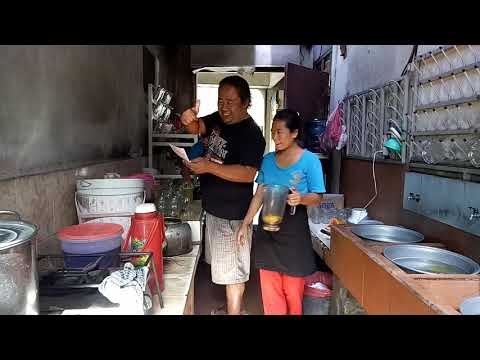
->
[[313, 225, 480, 315], [153, 244, 201, 315], [41, 200, 205, 315]]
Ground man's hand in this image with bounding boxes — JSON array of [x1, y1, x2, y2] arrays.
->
[[287, 189, 302, 207], [183, 157, 211, 175], [236, 223, 250, 247], [180, 100, 200, 127]]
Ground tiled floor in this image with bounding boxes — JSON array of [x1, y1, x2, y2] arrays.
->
[[193, 230, 331, 315], [193, 239, 264, 315]]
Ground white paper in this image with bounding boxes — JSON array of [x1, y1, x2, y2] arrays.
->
[[308, 282, 329, 291], [169, 144, 190, 162]]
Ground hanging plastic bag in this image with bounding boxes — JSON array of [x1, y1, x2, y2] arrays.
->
[[304, 271, 333, 298], [318, 102, 347, 153]]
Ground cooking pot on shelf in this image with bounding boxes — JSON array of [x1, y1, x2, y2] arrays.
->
[[0, 210, 39, 315], [163, 217, 192, 257]]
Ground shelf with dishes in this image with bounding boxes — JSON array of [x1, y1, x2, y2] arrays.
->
[[152, 133, 198, 147]]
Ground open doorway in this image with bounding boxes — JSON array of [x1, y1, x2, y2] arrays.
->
[[195, 70, 285, 154], [195, 69, 284, 225]]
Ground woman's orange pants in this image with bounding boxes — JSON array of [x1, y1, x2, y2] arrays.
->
[[259, 269, 305, 315]]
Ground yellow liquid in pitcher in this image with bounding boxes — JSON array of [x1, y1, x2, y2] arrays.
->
[[262, 214, 283, 225]]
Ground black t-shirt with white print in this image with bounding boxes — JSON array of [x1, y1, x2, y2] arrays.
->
[[200, 111, 266, 220]]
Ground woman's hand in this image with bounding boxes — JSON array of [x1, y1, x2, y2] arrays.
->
[[287, 189, 302, 207], [236, 223, 250, 246], [180, 100, 200, 127]]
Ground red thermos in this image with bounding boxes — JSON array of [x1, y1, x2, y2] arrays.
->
[[123, 203, 165, 293]]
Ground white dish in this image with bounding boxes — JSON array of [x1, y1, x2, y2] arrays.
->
[[460, 296, 480, 315]]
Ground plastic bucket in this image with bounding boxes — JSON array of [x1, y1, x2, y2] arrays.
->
[[63, 248, 121, 269], [84, 216, 132, 242], [75, 191, 146, 218], [60, 234, 122, 254], [126, 173, 155, 201], [58, 223, 123, 269], [76, 178, 145, 191]]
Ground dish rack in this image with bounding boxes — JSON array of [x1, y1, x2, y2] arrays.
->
[[407, 45, 480, 180], [147, 83, 198, 176], [343, 45, 480, 181], [38, 251, 163, 313]]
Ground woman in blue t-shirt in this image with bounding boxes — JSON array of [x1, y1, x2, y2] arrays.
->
[[237, 109, 326, 315]]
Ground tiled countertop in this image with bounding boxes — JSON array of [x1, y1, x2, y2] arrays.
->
[[153, 200, 204, 315]]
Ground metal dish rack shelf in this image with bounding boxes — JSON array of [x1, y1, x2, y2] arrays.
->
[[343, 45, 480, 181], [147, 83, 198, 173]]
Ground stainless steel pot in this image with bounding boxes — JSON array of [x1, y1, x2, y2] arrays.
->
[[0, 210, 39, 315], [163, 217, 192, 257]]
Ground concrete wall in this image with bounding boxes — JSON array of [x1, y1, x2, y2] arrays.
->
[[326, 45, 415, 193], [0, 45, 194, 252], [328, 45, 449, 109], [154, 46, 194, 113], [0, 157, 145, 253], [329, 45, 414, 109], [0, 45, 145, 180]]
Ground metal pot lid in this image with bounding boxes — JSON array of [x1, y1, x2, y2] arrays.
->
[[0, 220, 37, 251]]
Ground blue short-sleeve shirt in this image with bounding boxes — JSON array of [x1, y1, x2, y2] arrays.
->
[[255, 149, 326, 194]]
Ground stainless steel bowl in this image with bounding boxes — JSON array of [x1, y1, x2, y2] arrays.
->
[[383, 245, 480, 275], [351, 225, 424, 244]]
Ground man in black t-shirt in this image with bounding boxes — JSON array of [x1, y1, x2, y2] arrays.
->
[[180, 75, 266, 315]]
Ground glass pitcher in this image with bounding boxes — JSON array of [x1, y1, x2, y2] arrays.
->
[[262, 185, 289, 232]]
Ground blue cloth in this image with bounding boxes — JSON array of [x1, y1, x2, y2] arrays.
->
[[255, 149, 326, 194], [187, 139, 205, 160]]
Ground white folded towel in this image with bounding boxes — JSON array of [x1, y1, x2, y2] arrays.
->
[[98, 262, 149, 315]]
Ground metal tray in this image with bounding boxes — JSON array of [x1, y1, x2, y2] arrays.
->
[[351, 225, 424, 244], [383, 245, 480, 275]]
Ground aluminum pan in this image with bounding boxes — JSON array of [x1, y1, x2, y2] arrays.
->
[[351, 225, 424, 244], [384, 245, 480, 275]]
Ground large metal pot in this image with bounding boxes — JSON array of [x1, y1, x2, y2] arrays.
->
[[0, 210, 39, 315], [163, 217, 192, 257]]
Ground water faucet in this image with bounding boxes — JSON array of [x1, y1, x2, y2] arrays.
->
[[468, 207, 480, 221]]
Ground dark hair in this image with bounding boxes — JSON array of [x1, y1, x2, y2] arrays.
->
[[219, 75, 252, 107], [273, 109, 304, 147]]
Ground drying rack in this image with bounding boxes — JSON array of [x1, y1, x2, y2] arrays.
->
[[38, 251, 163, 311]]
